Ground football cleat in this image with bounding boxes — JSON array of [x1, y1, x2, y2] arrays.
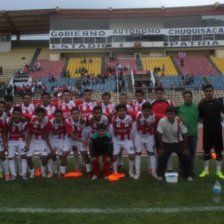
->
[[199, 170, 209, 177], [216, 171, 224, 179], [5, 174, 10, 182]]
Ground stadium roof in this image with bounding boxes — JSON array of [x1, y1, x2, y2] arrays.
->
[[1, 4, 224, 36]]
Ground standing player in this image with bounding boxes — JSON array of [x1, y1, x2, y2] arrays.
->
[[0, 101, 10, 181], [4, 95, 14, 117], [17, 93, 35, 118], [111, 104, 135, 178], [101, 92, 115, 116], [58, 89, 82, 170], [48, 109, 66, 177], [198, 85, 224, 179], [134, 102, 156, 179], [60, 107, 91, 177], [129, 89, 146, 111], [151, 86, 173, 173], [25, 107, 52, 178], [4, 107, 28, 180]]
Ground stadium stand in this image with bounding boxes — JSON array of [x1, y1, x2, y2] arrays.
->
[[0, 48, 36, 82], [37, 48, 50, 60], [207, 75, 224, 90], [141, 57, 178, 75], [66, 57, 101, 78], [210, 55, 224, 75], [29, 59, 65, 79], [106, 56, 137, 73], [175, 55, 218, 75]]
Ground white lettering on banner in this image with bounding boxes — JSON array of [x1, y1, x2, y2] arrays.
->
[[49, 27, 224, 37], [50, 40, 224, 49]]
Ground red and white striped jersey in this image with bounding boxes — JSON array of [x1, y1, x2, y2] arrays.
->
[[41, 104, 56, 119], [101, 103, 115, 115], [112, 114, 133, 141], [49, 118, 65, 140], [17, 103, 35, 115], [88, 114, 109, 134], [79, 101, 97, 118], [64, 117, 86, 139], [0, 113, 7, 142], [6, 120, 27, 141], [136, 111, 155, 135], [130, 99, 146, 112], [125, 104, 133, 112], [27, 116, 51, 140], [58, 100, 77, 118]]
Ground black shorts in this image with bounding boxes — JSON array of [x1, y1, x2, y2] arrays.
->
[[154, 134, 160, 151], [203, 132, 223, 154]]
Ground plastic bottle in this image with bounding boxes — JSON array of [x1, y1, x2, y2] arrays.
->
[[213, 180, 222, 203]]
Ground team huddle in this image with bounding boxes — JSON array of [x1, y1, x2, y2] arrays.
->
[[0, 85, 223, 181]]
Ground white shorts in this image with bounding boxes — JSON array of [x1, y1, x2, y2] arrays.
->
[[27, 138, 49, 157], [64, 138, 86, 152], [113, 138, 134, 155], [82, 126, 92, 140], [135, 133, 155, 153], [8, 140, 26, 158], [51, 139, 64, 156]]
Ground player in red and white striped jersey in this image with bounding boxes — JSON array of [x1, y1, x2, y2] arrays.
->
[[17, 93, 35, 120], [129, 89, 147, 112], [25, 107, 52, 178], [101, 92, 115, 116], [59, 107, 91, 177], [47, 109, 66, 177], [40, 93, 56, 119], [79, 89, 98, 140], [134, 102, 157, 180], [5, 107, 28, 180], [0, 101, 10, 181], [58, 90, 82, 118], [111, 104, 135, 178], [88, 106, 109, 134]]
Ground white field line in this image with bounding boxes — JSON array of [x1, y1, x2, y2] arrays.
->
[[0, 206, 224, 214]]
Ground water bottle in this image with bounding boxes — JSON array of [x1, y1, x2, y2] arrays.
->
[[213, 180, 222, 203]]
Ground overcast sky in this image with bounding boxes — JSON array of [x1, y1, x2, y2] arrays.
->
[[1, 0, 224, 10]]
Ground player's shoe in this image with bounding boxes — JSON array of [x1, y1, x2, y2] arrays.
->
[[91, 175, 98, 180], [87, 171, 93, 178], [148, 168, 152, 174], [152, 173, 158, 179], [47, 172, 53, 178], [129, 171, 135, 178], [156, 176, 163, 181], [22, 175, 28, 181], [0, 171, 4, 178], [187, 176, 194, 182], [216, 171, 224, 179], [41, 172, 46, 178], [57, 173, 64, 179], [10, 175, 16, 181], [5, 174, 10, 182], [199, 170, 209, 177], [133, 174, 139, 180], [29, 169, 35, 179]]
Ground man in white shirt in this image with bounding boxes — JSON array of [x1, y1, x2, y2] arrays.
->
[[157, 106, 191, 181]]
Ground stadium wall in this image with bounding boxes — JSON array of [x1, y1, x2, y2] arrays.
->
[[0, 41, 11, 52]]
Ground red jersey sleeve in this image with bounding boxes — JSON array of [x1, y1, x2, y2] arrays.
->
[[128, 111, 138, 120], [74, 99, 83, 106]]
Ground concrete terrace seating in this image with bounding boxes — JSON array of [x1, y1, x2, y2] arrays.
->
[[67, 57, 101, 78], [210, 55, 224, 74], [38, 48, 50, 60], [142, 57, 178, 75], [158, 75, 204, 90], [207, 75, 224, 90], [106, 56, 136, 73], [175, 55, 218, 75], [0, 48, 36, 82], [29, 59, 65, 79]]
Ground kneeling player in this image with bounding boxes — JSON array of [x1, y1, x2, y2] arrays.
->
[[90, 124, 113, 180], [59, 107, 91, 177], [5, 107, 28, 180], [25, 107, 52, 178], [134, 102, 156, 179], [111, 104, 135, 178]]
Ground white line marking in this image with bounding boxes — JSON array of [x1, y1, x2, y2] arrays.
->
[[0, 206, 224, 213]]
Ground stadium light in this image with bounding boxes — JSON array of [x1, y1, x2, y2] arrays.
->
[[55, 6, 60, 12], [214, 2, 220, 8]]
